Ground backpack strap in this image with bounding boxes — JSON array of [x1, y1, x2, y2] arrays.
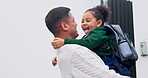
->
[[109, 24, 125, 40], [112, 61, 127, 75], [104, 25, 129, 76], [111, 43, 128, 76]]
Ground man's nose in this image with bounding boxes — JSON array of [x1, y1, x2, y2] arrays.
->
[[75, 23, 77, 26]]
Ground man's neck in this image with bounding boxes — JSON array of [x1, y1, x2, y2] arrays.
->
[[55, 33, 72, 39]]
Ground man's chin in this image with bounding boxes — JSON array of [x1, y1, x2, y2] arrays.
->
[[75, 34, 79, 39], [75, 31, 79, 38]]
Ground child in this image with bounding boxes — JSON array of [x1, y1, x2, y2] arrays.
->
[[52, 5, 130, 76]]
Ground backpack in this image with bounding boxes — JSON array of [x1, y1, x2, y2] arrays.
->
[[103, 24, 138, 68]]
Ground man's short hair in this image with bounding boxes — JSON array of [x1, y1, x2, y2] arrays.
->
[[45, 7, 70, 36]]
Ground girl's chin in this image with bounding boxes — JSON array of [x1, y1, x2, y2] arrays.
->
[[84, 32, 89, 36]]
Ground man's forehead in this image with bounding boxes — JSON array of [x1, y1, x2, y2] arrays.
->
[[68, 12, 74, 18]]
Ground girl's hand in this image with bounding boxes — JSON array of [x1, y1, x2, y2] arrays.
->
[[51, 37, 64, 49]]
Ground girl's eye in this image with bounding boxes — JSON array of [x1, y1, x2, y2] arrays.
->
[[82, 20, 84, 23], [86, 20, 90, 22]]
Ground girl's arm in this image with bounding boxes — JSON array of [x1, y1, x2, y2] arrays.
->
[[52, 57, 57, 66], [65, 27, 110, 50], [51, 27, 110, 50]]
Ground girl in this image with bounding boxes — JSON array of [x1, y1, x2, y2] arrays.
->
[[52, 5, 130, 76]]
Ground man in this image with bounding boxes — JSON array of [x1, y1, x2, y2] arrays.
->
[[45, 7, 129, 78]]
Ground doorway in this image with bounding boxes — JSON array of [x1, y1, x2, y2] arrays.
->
[[101, 0, 136, 78]]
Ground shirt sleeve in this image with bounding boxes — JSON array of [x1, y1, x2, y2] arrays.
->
[[65, 27, 110, 50], [58, 44, 130, 78]]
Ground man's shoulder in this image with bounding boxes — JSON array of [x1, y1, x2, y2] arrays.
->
[[60, 44, 90, 51], [63, 44, 83, 47]]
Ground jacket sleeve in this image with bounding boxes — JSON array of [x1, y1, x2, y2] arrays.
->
[[64, 27, 110, 50]]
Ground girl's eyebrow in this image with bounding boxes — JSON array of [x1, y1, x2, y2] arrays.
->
[[85, 17, 91, 19], [82, 17, 91, 20]]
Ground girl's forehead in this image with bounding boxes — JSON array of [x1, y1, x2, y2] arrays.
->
[[85, 11, 94, 15], [83, 11, 95, 18]]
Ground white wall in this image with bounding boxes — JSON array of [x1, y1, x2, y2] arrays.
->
[[133, 0, 148, 78], [0, 0, 100, 78]]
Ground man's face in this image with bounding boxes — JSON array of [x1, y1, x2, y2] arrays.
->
[[66, 12, 79, 39]]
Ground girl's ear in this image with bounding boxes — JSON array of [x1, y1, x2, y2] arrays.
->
[[97, 19, 103, 27], [61, 22, 68, 31]]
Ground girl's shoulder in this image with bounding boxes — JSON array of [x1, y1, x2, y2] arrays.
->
[[92, 26, 106, 31], [88, 26, 107, 36]]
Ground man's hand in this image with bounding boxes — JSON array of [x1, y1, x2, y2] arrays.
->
[[52, 57, 57, 66], [51, 37, 64, 49]]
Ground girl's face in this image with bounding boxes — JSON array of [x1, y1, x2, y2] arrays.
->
[[81, 11, 101, 36]]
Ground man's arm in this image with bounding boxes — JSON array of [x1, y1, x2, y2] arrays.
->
[[57, 44, 130, 78], [72, 45, 129, 78]]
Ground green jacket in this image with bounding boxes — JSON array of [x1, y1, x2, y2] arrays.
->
[[65, 26, 114, 56]]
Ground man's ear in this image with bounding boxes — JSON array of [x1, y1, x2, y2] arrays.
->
[[61, 22, 68, 31], [97, 19, 103, 27]]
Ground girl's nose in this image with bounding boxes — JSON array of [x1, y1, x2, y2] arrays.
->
[[82, 22, 87, 26]]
